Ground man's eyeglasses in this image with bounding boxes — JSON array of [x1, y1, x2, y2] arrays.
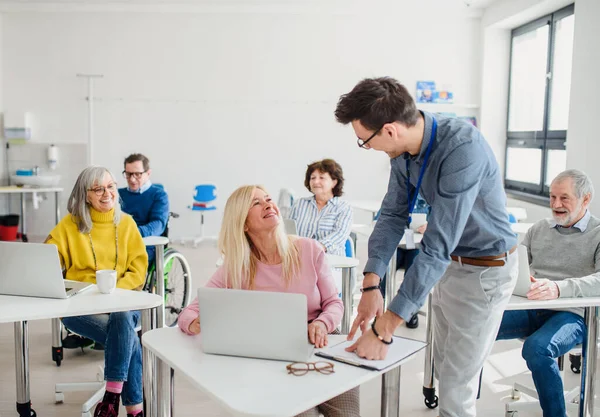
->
[[357, 126, 382, 148], [123, 171, 147, 180], [88, 183, 117, 196], [286, 361, 335, 376]]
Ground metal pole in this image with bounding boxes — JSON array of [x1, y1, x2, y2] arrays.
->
[[77, 74, 103, 166], [341, 267, 353, 334], [14, 321, 33, 416], [55, 190, 61, 223], [381, 366, 401, 417], [154, 243, 171, 416], [423, 291, 436, 405], [20, 193, 26, 241], [142, 308, 156, 417], [581, 306, 598, 417], [385, 248, 398, 311], [170, 368, 175, 417]]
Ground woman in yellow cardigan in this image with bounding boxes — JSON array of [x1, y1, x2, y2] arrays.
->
[[46, 166, 148, 417]]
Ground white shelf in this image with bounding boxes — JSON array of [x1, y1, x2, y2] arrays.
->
[[417, 103, 480, 109]]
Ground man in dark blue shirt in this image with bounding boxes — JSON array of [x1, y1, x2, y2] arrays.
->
[[335, 77, 517, 417], [119, 153, 169, 264]]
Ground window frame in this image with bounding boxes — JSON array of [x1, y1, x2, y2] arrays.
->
[[504, 4, 574, 202]]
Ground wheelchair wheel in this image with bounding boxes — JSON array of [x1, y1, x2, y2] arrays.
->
[[163, 249, 192, 326]]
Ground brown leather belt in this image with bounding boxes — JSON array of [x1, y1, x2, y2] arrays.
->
[[450, 245, 517, 267]]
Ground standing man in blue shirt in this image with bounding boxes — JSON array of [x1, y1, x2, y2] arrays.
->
[[119, 153, 169, 263], [335, 77, 518, 417]]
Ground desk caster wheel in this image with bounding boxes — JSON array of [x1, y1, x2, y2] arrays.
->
[[55, 392, 64, 403], [506, 411, 518, 417], [52, 346, 63, 366], [570, 353, 581, 374], [423, 387, 438, 409]]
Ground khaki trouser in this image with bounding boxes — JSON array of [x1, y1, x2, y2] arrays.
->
[[433, 252, 518, 417]]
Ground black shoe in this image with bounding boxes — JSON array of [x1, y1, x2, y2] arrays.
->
[[406, 314, 419, 329], [62, 333, 95, 350]]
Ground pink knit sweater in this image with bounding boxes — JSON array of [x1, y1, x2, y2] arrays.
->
[[178, 237, 344, 334]]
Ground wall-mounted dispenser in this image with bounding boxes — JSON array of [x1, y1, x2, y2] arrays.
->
[[48, 144, 58, 170]]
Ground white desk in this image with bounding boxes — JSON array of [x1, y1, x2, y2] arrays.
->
[[0, 186, 63, 242], [421, 294, 600, 417], [142, 328, 423, 417], [0, 288, 162, 417], [215, 254, 360, 335], [348, 200, 382, 222], [511, 222, 534, 235], [326, 255, 360, 334]]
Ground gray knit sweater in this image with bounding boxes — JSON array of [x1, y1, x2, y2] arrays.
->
[[523, 211, 600, 316]]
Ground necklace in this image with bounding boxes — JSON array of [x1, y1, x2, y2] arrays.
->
[[89, 226, 119, 271]]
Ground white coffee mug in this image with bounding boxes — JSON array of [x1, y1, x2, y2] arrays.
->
[[96, 269, 117, 294], [410, 213, 427, 232]]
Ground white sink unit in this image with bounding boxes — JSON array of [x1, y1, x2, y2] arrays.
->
[[10, 175, 61, 187]]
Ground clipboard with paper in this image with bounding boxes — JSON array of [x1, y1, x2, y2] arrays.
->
[[315, 336, 427, 371]]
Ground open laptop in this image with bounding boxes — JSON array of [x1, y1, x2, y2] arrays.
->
[[0, 241, 94, 299], [283, 218, 298, 235], [512, 244, 532, 297], [198, 287, 313, 362]]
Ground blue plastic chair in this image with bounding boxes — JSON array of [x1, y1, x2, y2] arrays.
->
[[187, 185, 217, 247]]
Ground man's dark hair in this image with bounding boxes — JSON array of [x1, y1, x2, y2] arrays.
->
[[124, 153, 150, 171], [304, 159, 345, 197], [334, 77, 420, 130]]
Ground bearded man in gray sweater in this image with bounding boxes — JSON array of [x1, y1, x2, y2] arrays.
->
[[497, 169, 600, 417]]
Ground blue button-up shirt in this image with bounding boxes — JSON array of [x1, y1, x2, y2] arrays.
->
[[365, 111, 517, 321]]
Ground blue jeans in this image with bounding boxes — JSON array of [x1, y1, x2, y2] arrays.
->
[[496, 309, 586, 417], [379, 248, 419, 299], [62, 311, 143, 406]]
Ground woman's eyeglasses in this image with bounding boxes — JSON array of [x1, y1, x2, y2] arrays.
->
[[286, 361, 335, 376], [88, 183, 117, 196]]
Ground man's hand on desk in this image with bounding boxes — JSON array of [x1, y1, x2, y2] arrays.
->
[[347, 273, 384, 340], [188, 318, 201, 335], [527, 276, 560, 300], [345, 311, 403, 360]]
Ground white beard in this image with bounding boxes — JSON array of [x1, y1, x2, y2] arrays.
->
[[552, 200, 584, 227]]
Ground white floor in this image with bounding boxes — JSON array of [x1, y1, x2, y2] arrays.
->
[[0, 238, 587, 417]]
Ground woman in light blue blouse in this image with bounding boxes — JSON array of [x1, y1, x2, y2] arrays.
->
[[289, 159, 353, 257]]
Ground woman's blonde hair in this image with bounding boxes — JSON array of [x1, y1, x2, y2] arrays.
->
[[218, 185, 301, 289], [67, 166, 122, 234]]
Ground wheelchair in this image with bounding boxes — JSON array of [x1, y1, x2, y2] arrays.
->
[[51, 212, 192, 366]]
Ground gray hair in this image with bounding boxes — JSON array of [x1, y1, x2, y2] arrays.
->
[[551, 169, 594, 201], [67, 166, 122, 234]]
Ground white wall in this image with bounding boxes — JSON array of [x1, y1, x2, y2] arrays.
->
[[1, 2, 483, 238], [566, 0, 600, 214]]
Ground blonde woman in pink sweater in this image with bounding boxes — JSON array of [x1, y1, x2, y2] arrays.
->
[[178, 185, 360, 417]]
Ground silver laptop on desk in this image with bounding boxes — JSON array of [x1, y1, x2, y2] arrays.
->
[[513, 244, 532, 297], [0, 242, 93, 299], [198, 288, 313, 362]]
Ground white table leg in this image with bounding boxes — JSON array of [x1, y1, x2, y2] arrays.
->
[[581, 306, 598, 417], [381, 366, 401, 417], [341, 266, 353, 334]]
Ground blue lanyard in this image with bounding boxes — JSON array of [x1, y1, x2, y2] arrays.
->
[[406, 118, 437, 227]]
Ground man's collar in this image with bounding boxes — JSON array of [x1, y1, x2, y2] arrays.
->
[[549, 209, 591, 232], [407, 111, 433, 164], [128, 180, 152, 194]]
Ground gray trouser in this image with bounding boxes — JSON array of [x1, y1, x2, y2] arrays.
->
[[432, 252, 518, 417]]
